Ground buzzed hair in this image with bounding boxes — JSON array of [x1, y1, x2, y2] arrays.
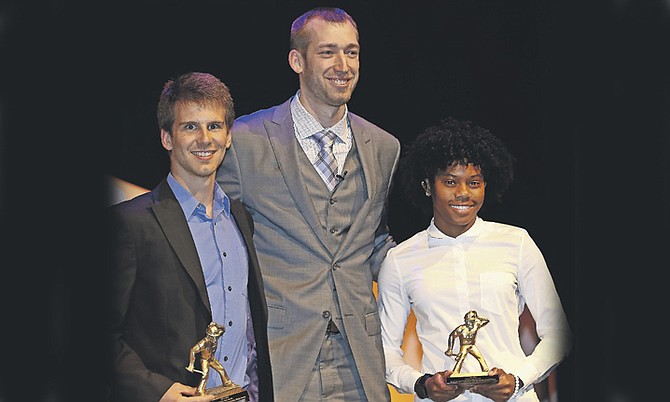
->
[[289, 7, 358, 54]]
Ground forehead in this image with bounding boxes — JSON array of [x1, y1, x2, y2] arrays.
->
[[174, 100, 226, 120], [304, 19, 359, 47], [438, 162, 482, 176]]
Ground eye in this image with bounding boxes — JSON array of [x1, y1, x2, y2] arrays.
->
[[208, 123, 222, 130], [184, 123, 197, 131], [346, 49, 359, 57]]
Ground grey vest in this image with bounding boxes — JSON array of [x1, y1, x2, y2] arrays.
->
[[298, 137, 366, 324]]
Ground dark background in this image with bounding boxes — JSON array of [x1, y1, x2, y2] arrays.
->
[[1, 0, 668, 401]]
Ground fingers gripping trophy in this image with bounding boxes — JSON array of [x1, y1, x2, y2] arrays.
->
[[186, 322, 248, 401], [444, 311, 499, 386]]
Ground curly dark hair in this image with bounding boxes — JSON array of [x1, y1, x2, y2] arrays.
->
[[398, 117, 515, 216]]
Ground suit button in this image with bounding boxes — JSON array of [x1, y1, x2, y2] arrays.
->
[[332, 263, 340, 271], [322, 310, 331, 319], [329, 228, 336, 234], [329, 198, 336, 204]]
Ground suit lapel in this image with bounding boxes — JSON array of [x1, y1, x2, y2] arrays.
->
[[266, 102, 332, 252], [152, 181, 211, 314]]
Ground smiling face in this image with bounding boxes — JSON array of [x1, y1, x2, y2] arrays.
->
[[429, 162, 486, 238], [160, 101, 231, 185], [289, 18, 360, 116]]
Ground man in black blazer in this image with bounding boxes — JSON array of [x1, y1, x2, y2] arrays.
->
[[105, 72, 273, 402]]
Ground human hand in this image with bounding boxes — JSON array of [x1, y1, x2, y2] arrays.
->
[[159, 382, 216, 402], [424, 370, 465, 402], [470, 368, 517, 402]]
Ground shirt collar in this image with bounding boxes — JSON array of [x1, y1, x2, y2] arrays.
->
[[426, 216, 484, 246], [290, 90, 349, 142], [167, 173, 230, 219]]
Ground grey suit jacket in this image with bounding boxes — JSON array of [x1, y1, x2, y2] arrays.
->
[[217, 99, 400, 402], [104, 179, 273, 402]]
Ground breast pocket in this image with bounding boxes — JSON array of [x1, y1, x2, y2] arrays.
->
[[267, 304, 287, 329], [479, 272, 518, 316]]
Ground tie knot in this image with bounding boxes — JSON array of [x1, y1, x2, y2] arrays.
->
[[314, 130, 337, 149]]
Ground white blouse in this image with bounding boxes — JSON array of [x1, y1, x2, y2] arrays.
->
[[377, 217, 571, 401]]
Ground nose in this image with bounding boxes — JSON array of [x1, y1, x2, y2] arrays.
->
[[333, 52, 350, 73], [454, 183, 470, 200], [195, 127, 213, 143]]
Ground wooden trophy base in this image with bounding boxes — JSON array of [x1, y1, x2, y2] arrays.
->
[[446, 372, 499, 387], [205, 385, 249, 401]]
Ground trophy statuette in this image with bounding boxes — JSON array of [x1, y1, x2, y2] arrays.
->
[[444, 310, 499, 387], [186, 322, 249, 401]]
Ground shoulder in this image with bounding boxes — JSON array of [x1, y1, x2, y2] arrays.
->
[[479, 219, 532, 242], [234, 100, 291, 128], [348, 112, 399, 144], [385, 230, 428, 260]]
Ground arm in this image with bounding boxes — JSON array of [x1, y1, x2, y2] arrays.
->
[[105, 208, 174, 401], [377, 251, 422, 394], [445, 329, 457, 356], [513, 232, 572, 389], [369, 135, 401, 280]]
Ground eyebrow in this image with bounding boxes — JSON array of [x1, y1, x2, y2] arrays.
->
[[317, 42, 359, 49], [178, 120, 225, 125]]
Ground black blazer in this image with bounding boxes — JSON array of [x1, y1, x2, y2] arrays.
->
[[104, 179, 273, 402]]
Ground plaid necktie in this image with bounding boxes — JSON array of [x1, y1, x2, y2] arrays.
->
[[313, 130, 339, 190]]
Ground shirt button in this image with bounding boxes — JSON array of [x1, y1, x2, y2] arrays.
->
[[228, 321, 233, 326], [223, 356, 228, 362], [228, 286, 232, 291], [222, 252, 227, 257], [322, 310, 331, 319]]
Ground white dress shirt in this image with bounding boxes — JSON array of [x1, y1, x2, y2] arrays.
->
[[290, 90, 352, 181], [377, 217, 571, 401]]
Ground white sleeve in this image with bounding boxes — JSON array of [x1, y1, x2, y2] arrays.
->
[[515, 231, 572, 388], [377, 250, 423, 394]]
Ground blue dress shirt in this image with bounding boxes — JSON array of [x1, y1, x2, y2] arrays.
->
[[167, 174, 255, 393]]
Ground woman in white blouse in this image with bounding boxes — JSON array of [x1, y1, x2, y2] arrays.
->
[[377, 118, 571, 401]]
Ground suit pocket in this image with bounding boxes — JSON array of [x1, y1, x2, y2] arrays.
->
[[267, 304, 287, 329], [364, 311, 381, 336]]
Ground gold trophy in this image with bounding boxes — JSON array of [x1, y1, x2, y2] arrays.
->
[[444, 311, 499, 387], [186, 322, 249, 401]]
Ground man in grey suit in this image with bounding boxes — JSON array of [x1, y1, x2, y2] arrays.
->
[[217, 7, 400, 402]]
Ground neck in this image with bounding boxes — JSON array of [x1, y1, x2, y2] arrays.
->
[[298, 92, 346, 128]]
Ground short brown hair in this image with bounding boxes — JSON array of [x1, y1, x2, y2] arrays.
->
[[157, 72, 235, 133]]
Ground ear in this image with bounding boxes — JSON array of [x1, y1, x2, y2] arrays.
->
[[160, 129, 173, 151], [225, 131, 232, 149], [421, 179, 431, 192], [288, 49, 303, 73]]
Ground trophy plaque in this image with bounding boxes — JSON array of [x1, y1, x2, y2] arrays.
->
[[444, 311, 499, 387], [186, 322, 249, 401]]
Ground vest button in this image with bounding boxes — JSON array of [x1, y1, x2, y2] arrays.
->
[[329, 228, 336, 234], [329, 197, 336, 204], [322, 310, 331, 319]]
